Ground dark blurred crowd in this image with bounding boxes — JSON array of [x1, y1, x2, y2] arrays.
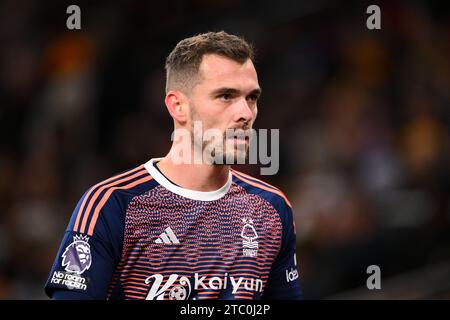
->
[[0, 0, 449, 299]]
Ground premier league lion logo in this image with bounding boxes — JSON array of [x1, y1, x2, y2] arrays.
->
[[61, 235, 92, 274]]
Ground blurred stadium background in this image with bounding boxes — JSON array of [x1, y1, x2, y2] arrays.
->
[[0, 0, 449, 299]]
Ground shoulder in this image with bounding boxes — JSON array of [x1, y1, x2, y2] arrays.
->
[[68, 164, 156, 236], [231, 168, 292, 211]]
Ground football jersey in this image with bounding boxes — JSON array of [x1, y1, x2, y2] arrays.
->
[[44, 158, 303, 300]]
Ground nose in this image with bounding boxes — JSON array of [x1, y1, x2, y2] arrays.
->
[[233, 97, 254, 124]]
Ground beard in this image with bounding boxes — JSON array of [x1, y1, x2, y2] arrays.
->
[[191, 125, 251, 165], [208, 134, 250, 165], [189, 107, 251, 165]]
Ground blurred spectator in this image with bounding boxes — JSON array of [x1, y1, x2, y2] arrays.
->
[[0, 0, 449, 299]]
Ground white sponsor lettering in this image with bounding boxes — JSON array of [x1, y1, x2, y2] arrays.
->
[[145, 273, 263, 299], [286, 268, 299, 283], [50, 271, 88, 291], [145, 274, 180, 300]]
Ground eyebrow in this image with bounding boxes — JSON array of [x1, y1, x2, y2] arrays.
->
[[210, 87, 262, 98]]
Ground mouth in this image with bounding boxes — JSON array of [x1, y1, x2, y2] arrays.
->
[[228, 136, 249, 146], [236, 136, 249, 142], [224, 127, 251, 147]]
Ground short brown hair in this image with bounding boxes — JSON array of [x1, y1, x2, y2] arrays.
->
[[165, 31, 254, 94]]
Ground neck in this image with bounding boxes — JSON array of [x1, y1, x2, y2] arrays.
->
[[157, 149, 230, 192]]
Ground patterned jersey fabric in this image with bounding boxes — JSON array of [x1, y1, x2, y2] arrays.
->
[[44, 158, 302, 300]]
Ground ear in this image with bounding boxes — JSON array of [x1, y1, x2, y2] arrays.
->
[[165, 90, 188, 124]]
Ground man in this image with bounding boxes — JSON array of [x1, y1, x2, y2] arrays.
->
[[45, 31, 302, 299]]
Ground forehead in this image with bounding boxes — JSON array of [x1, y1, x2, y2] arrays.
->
[[197, 54, 259, 90]]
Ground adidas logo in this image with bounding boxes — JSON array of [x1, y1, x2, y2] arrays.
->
[[154, 227, 180, 245]]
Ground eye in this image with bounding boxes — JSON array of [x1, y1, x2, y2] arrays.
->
[[247, 94, 259, 102], [218, 93, 233, 101]]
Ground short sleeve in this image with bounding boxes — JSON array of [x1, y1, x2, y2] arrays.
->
[[262, 204, 303, 300], [44, 190, 124, 299]]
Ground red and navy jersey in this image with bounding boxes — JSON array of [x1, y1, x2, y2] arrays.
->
[[44, 158, 302, 300]]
